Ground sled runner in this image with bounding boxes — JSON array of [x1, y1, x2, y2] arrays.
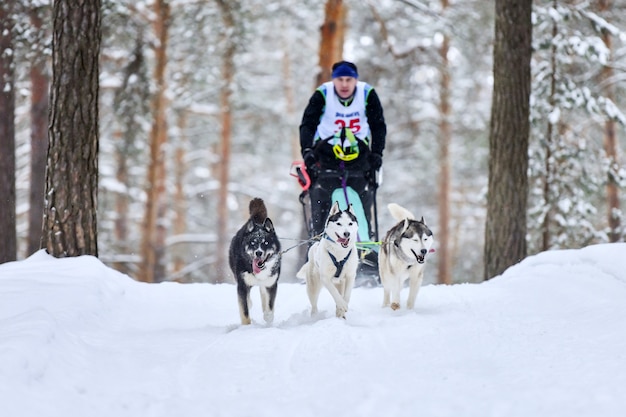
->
[[290, 161, 381, 287]]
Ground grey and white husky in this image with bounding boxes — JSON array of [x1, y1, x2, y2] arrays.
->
[[296, 201, 359, 319], [379, 203, 434, 310], [229, 198, 281, 325]]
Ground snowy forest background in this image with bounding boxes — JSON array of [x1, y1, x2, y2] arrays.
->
[[7, 0, 626, 284]]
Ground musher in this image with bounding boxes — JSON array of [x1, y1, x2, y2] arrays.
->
[[299, 60, 387, 238]]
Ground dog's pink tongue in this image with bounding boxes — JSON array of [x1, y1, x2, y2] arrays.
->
[[252, 260, 263, 274]]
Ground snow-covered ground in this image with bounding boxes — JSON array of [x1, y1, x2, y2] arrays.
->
[[1, 244, 625, 417]]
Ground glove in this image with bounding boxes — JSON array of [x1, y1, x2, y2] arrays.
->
[[303, 148, 317, 171], [369, 153, 383, 170]]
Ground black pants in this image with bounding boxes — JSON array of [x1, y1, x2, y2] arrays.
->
[[308, 171, 373, 237]]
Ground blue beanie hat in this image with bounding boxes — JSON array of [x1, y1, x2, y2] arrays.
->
[[331, 61, 359, 79]]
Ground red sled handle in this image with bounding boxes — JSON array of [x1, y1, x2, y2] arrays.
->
[[290, 161, 311, 191]]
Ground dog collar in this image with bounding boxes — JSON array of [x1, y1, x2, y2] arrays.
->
[[327, 249, 352, 278]]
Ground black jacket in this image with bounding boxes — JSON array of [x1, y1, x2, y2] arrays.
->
[[299, 86, 386, 171]]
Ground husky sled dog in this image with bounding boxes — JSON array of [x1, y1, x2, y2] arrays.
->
[[379, 203, 434, 311], [229, 198, 281, 325], [297, 202, 359, 319]]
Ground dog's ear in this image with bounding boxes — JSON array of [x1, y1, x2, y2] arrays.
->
[[420, 216, 425, 223], [329, 201, 340, 216], [394, 221, 410, 247], [246, 219, 256, 233], [392, 218, 411, 248], [347, 204, 356, 216], [263, 218, 275, 233], [401, 218, 411, 233]]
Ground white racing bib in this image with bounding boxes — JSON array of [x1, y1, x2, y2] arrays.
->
[[315, 81, 371, 146]]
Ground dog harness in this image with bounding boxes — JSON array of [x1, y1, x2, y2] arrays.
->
[[327, 249, 353, 278]]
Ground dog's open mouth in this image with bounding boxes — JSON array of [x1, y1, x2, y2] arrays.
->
[[411, 249, 425, 264], [335, 234, 350, 248], [252, 257, 266, 274]]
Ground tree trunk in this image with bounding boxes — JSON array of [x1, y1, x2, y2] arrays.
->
[[27, 8, 49, 256], [541, 0, 559, 252], [281, 23, 310, 267], [113, 127, 131, 275], [215, 0, 236, 284], [172, 111, 188, 276], [484, 0, 532, 280], [598, 0, 620, 242], [113, 38, 148, 276], [138, 0, 170, 283], [316, 0, 346, 85], [0, 2, 17, 263], [43, 0, 101, 258], [437, 0, 452, 285], [282, 28, 299, 162]]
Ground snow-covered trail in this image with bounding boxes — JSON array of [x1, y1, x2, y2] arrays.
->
[[1, 245, 626, 417]]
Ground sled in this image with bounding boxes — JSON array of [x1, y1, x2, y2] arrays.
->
[[290, 161, 381, 287]]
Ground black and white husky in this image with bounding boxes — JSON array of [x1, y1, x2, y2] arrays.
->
[[228, 198, 281, 325], [296, 202, 359, 319], [379, 203, 434, 311]]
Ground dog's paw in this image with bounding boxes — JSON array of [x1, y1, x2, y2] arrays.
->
[[263, 311, 274, 324], [241, 316, 252, 325], [335, 302, 348, 319], [390, 302, 400, 311]]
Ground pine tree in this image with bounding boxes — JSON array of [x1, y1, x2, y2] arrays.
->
[[484, 0, 533, 280], [0, 2, 17, 263], [42, 0, 101, 257]]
